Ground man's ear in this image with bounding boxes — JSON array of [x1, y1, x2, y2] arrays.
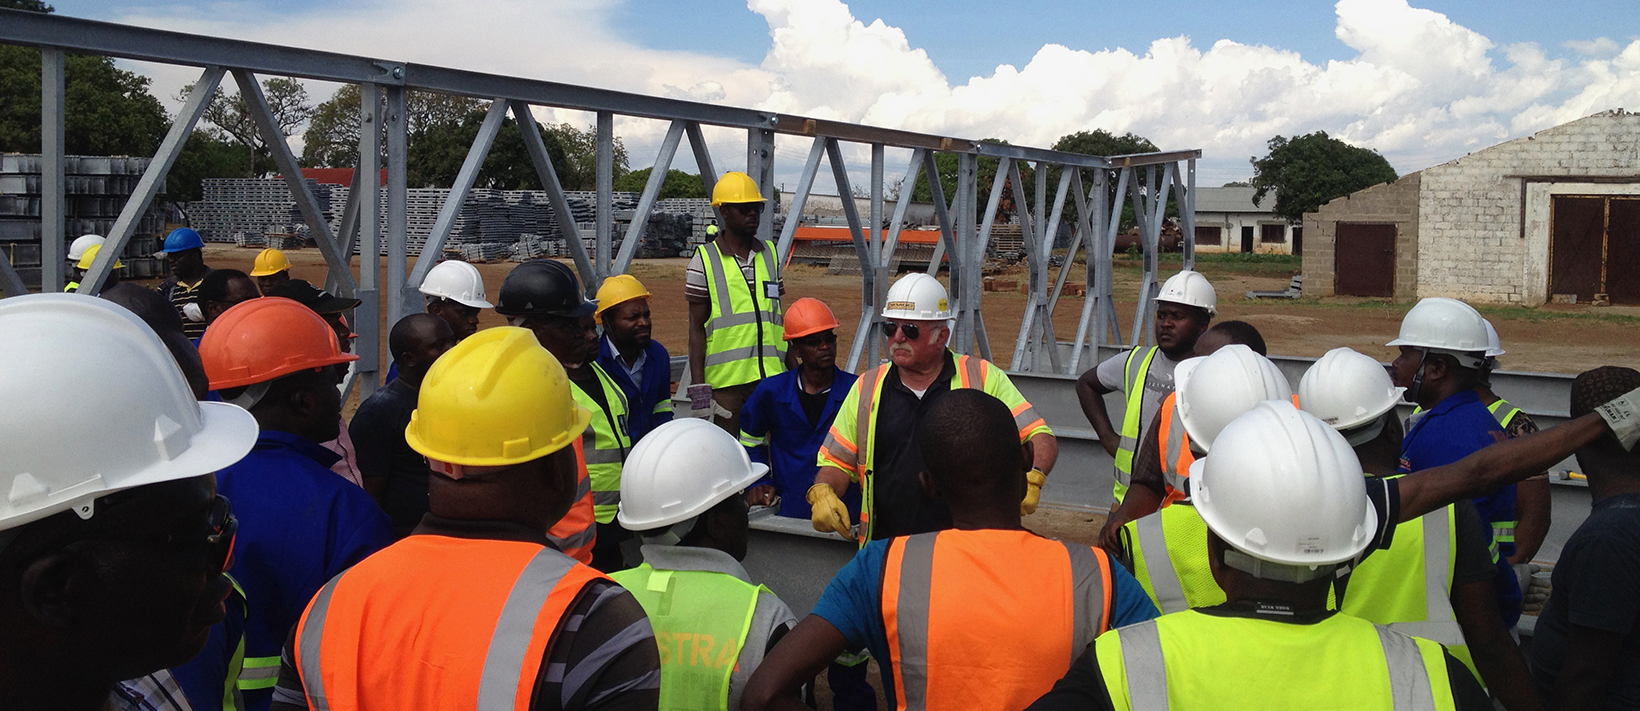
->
[[1424, 355, 1451, 383], [18, 551, 90, 627]]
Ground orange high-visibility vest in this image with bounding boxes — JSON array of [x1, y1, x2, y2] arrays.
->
[[880, 529, 1113, 711], [547, 438, 596, 564], [292, 535, 607, 710], [1155, 392, 1298, 507]]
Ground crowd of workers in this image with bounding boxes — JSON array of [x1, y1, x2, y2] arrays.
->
[[4, 170, 1640, 711]]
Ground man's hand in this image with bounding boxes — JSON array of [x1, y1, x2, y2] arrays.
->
[[807, 483, 854, 540], [1596, 385, 1640, 450], [687, 383, 713, 419], [1021, 468, 1047, 515], [745, 484, 777, 508]]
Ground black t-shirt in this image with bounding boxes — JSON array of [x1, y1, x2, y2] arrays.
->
[[1530, 492, 1640, 709], [867, 353, 959, 540], [796, 384, 829, 429], [348, 377, 428, 537], [1022, 602, 1492, 711]]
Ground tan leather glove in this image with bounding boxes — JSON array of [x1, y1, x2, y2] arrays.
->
[[807, 483, 855, 540], [1021, 467, 1047, 515], [1596, 385, 1640, 450]]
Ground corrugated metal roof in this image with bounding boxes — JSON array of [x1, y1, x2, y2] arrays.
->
[[1194, 186, 1271, 214]]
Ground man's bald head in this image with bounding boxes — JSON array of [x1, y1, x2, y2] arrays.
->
[[917, 389, 1031, 512], [389, 313, 457, 385], [100, 284, 208, 399], [1194, 319, 1267, 357]]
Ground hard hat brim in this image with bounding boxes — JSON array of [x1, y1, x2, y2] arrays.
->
[[616, 461, 770, 531], [407, 404, 593, 468], [1154, 295, 1215, 315], [248, 266, 287, 277]]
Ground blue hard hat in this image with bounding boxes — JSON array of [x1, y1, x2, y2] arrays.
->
[[156, 228, 204, 255]]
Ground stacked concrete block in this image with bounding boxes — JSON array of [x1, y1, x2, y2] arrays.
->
[[0, 154, 169, 288]]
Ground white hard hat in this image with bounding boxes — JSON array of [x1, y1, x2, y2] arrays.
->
[[66, 234, 104, 262], [419, 260, 494, 309], [1298, 348, 1405, 445], [882, 272, 951, 321], [1191, 401, 1375, 568], [1482, 319, 1505, 358], [1155, 269, 1216, 315], [0, 294, 258, 531], [1386, 298, 1488, 364], [616, 418, 770, 532], [1175, 344, 1292, 454]]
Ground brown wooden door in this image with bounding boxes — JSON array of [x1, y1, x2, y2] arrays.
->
[[1240, 226, 1254, 253], [1550, 196, 1605, 302], [1334, 223, 1395, 297], [1610, 198, 1640, 305]]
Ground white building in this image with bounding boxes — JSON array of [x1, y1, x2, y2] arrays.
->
[[1192, 186, 1297, 254]]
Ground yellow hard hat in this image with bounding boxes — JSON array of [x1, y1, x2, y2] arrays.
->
[[405, 326, 591, 469], [76, 244, 122, 270], [711, 171, 764, 207], [249, 248, 290, 277], [594, 274, 651, 324]]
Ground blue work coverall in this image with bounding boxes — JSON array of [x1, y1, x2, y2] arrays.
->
[[738, 366, 861, 519], [596, 336, 675, 443]]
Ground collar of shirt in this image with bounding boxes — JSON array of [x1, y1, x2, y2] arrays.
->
[[638, 543, 755, 584], [1196, 599, 1337, 625], [884, 350, 956, 395], [604, 335, 647, 370], [410, 513, 556, 547], [256, 429, 344, 469], [1426, 388, 1482, 417]]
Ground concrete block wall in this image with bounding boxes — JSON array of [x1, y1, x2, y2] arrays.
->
[[1301, 173, 1420, 298], [1416, 111, 1640, 304]]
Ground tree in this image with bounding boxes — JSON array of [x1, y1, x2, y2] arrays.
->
[[907, 139, 1032, 221], [1050, 129, 1167, 232], [182, 77, 314, 177], [406, 110, 628, 190], [1250, 131, 1397, 222], [1221, 180, 1251, 187], [613, 167, 705, 199], [166, 130, 250, 202], [301, 84, 485, 167], [0, 1, 168, 157]]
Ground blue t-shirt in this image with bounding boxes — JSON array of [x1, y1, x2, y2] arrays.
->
[[811, 532, 1160, 708]]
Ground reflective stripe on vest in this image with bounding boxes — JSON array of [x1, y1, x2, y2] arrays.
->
[[1340, 503, 1473, 679], [1115, 347, 1160, 495], [573, 363, 632, 524], [882, 529, 1112, 711], [608, 564, 762, 711], [1485, 399, 1522, 544], [698, 241, 785, 388], [1104, 612, 1452, 711], [1155, 393, 1194, 505], [851, 355, 987, 544], [294, 537, 605, 711], [1125, 503, 1225, 614], [546, 438, 597, 565]]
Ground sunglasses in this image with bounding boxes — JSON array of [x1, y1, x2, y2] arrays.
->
[[100, 494, 238, 574], [881, 322, 922, 341], [793, 332, 837, 348]]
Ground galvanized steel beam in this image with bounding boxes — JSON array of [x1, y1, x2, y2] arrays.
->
[[385, 85, 409, 326], [512, 100, 598, 294], [354, 81, 381, 396], [409, 99, 506, 293], [40, 47, 64, 292], [594, 111, 613, 283], [613, 120, 684, 275], [773, 137, 826, 264], [0, 249, 27, 297]]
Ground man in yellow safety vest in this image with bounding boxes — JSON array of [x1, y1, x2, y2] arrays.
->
[[685, 171, 785, 434], [1076, 269, 1215, 503], [808, 272, 1057, 544]]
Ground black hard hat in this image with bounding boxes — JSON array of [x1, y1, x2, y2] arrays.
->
[[494, 260, 596, 318]]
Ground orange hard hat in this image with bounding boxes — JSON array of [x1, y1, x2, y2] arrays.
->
[[199, 297, 359, 390], [782, 297, 841, 341]]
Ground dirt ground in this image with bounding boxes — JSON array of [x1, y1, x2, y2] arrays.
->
[[195, 245, 1640, 377]]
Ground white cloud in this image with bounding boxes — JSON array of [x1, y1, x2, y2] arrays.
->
[[102, 0, 1640, 187]]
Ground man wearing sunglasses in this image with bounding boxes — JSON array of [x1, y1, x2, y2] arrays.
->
[[0, 294, 258, 711], [810, 273, 1058, 544]]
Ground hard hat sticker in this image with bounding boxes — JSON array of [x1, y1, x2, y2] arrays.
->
[[1297, 536, 1327, 555], [937, 298, 948, 311], [886, 300, 916, 311]]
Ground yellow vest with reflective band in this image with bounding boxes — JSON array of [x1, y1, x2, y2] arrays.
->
[[572, 363, 632, 524], [1097, 610, 1459, 711], [64, 281, 79, 292], [697, 240, 785, 388], [1338, 499, 1479, 682], [1113, 346, 1160, 502], [1486, 398, 1521, 545], [1122, 501, 1225, 614], [609, 563, 763, 711], [816, 352, 1051, 545]]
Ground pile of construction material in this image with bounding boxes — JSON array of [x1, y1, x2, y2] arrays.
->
[[0, 154, 170, 287]]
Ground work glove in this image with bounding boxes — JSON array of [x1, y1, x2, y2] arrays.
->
[[1021, 467, 1047, 516], [1517, 563, 1551, 615], [1597, 385, 1640, 451], [687, 383, 714, 419], [807, 483, 855, 541]]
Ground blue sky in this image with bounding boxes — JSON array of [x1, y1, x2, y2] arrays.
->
[[51, 0, 1640, 187]]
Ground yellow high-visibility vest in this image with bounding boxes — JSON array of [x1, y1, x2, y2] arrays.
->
[[697, 240, 784, 388]]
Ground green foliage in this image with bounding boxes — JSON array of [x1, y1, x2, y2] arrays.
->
[[0, 0, 52, 12], [1249, 131, 1397, 222], [906, 138, 1025, 207], [182, 76, 313, 177], [1049, 129, 1171, 233], [1220, 180, 1252, 187], [301, 84, 486, 168], [406, 111, 628, 190], [614, 167, 706, 199], [0, 47, 168, 157], [167, 130, 250, 202]]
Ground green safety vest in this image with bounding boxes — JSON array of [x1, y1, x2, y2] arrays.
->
[[1485, 399, 1521, 545], [1096, 610, 1458, 711], [1113, 346, 1160, 502], [609, 563, 763, 711], [1122, 501, 1226, 614], [573, 363, 632, 524], [697, 240, 785, 388], [64, 281, 79, 292], [1338, 500, 1479, 682]]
